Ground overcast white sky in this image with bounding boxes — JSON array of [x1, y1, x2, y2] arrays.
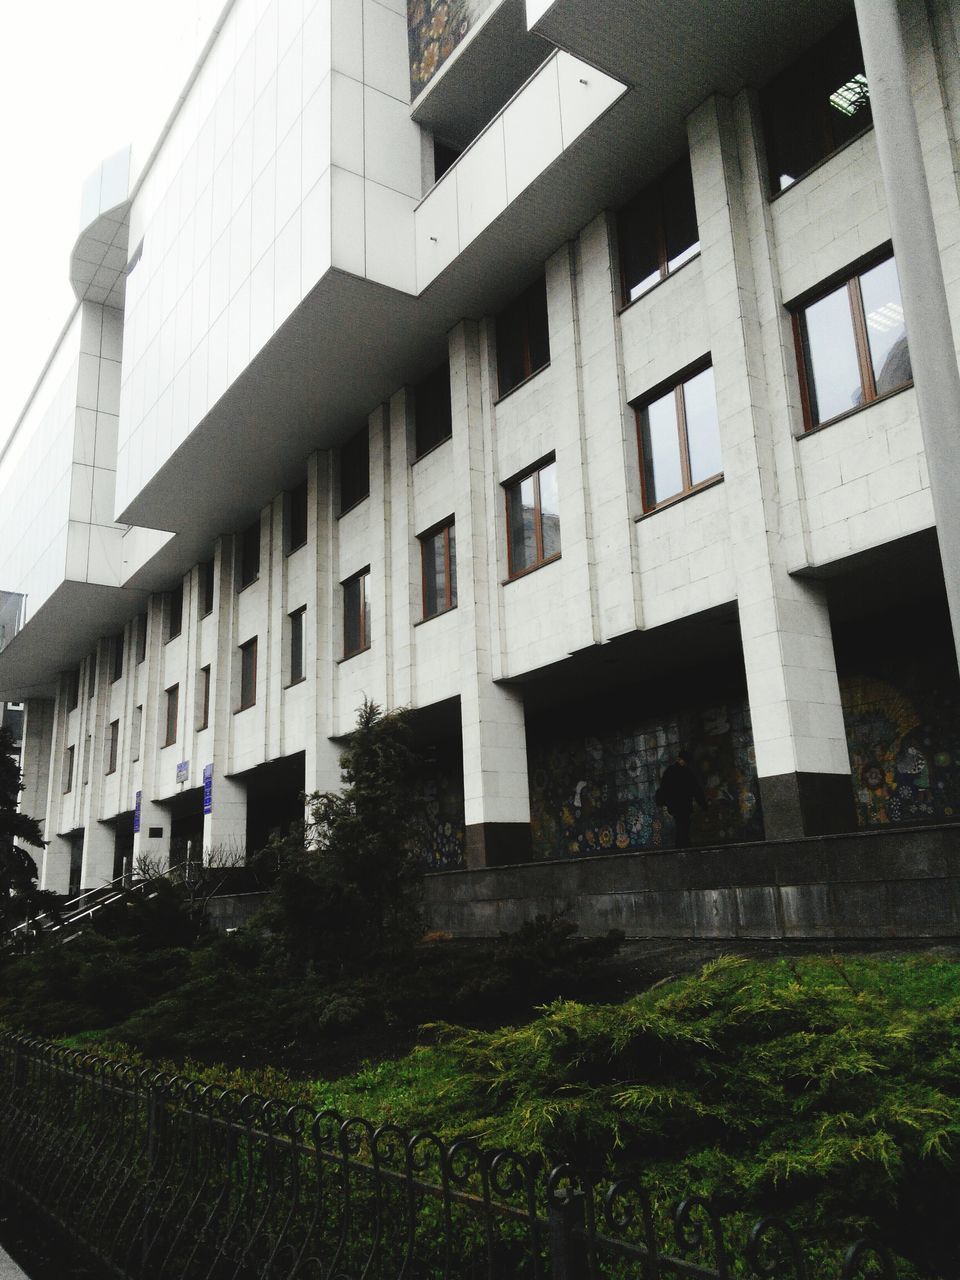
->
[[0, 0, 222, 445]]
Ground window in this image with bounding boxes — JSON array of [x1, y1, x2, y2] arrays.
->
[[496, 276, 550, 398], [136, 614, 148, 664], [83, 735, 91, 784], [197, 666, 211, 730], [434, 138, 462, 182], [163, 684, 179, 748], [618, 156, 699, 305], [414, 363, 453, 459], [239, 638, 258, 710], [106, 720, 119, 775], [794, 254, 912, 430], [286, 480, 308, 553], [636, 364, 722, 511], [342, 570, 370, 658], [66, 669, 80, 711], [238, 519, 261, 589], [87, 655, 96, 699], [166, 582, 183, 641], [505, 458, 561, 578], [339, 428, 370, 514], [420, 520, 457, 618], [289, 607, 306, 684], [63, 745, 74, 794], [132, 705, 142, 763], [111, 633, 124, 683], [200, 559, 215, 616], [762, 17, 872, 193]]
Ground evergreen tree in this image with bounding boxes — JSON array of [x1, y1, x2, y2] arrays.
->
[[0, 723, 52, 936]]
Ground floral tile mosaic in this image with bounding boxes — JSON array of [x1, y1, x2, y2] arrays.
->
[[407, 0, 496, 97]]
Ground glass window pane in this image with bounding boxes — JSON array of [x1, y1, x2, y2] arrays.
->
[[508, 475, 537, 572], [362, 576, 369, 649], [662, 159, 700, 274], [860, 257, 912, 396], [526, 278, 550, 374], [619, 196, 661, 302], [538, 462, 561, 560], [448, 526, 457, 605], [640, 391, 683, 506], [344, 580, 361, 654], [682, 368, 723, 485], [802, 284, 862, 424], [423, 532, 447, 616]]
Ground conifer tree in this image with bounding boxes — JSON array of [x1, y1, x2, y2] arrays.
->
[[0, 723, 51, 935]]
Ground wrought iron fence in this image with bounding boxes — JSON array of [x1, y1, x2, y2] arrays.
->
[[0, 1032, 899, 1279]]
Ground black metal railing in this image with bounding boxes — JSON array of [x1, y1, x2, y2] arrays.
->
[[0, 1033, 900, 1279]]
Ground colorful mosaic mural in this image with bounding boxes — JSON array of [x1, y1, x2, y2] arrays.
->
[[527, 698, 761, 859], [840, 658, 960, 827], [408, 0, 496, 97], [412, 761, 466, 869]]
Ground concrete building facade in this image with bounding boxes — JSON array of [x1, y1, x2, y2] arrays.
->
[[2, 0, 960, 898]]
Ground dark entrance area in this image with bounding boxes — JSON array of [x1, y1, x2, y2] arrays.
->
[[111, 811, 135, 882], [244, 752, 306, 856], [166, 788, 205, 871]]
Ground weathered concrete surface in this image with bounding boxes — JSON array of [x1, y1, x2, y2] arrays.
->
[[424, 823, 960, 939]]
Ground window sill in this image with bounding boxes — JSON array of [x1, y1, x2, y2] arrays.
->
[[285, 540, 307, 557], [617, 252, 701, 316], [768, 125, 874, 202], [234, 703, 256, 715], [503, 552, 561, 585], [798, 381, 914, 437], [337, 645, 371, 664], [164, 632, 182, 645], [494, 362, 550, 406], [636, 474, 724, 520], [414, 604, 458, 627], [200, 607, 214, 620], [162, 740, 177, 750], [337, 496, 370, 520], [412, 435, 453, 466], [105, 768, 116, 777], [285, 676, 307, 689], [237, 576, 260, 594]]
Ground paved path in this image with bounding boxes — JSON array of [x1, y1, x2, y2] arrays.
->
[[0, 1247, 27, 1279]]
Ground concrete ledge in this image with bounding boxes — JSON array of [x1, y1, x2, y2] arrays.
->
[[423, 823, 960, 939]]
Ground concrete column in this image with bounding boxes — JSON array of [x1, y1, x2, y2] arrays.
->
[[388, 386, 416, 708], [19, 699, 54, 840], [202, 774, 247, 858], [854, 0, 960, 668], [80, 819, 116, 888], [132, 796, 169, 867], [450, 320, 531, 867], [689, 94, 855, 838], [132, 596, 169, 867], [304, 450, 344, 811], [204, 535, 247, 860]]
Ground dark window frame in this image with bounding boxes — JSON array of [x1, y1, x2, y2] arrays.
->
[[504, 456, 562, 581], [64, 745, 75, 794], [635, 359, 723, 514], [87, 655, 97, 700], [111, 633, 124, 683], [792, 249, 913, 432], [106, 719, 119, 775], [66, 670, 80, 711], [286, 480, 309, 554], [338, 428, 370, 516], [239, 637, 258, 711], [238, 519, 261, 590], [414, 362, 453, 460], [342, 569, 370, 659], [132, 705, 143, 763], [200, 559, 216, 616], [289, 606, 306, 685], [198, 665, 211, 731], [419, 518, 457, 620], [617, 155, 700, 308], [165, 583, 184, 641], [496, 276, 550, 400], [163, 684, 180, 748], [136, 614, 148, 664]]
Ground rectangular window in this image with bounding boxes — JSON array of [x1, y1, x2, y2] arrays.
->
[[795, 253, 912, 430], [238, 519, 261, 589], [63, 745, 74, 793], [197, 666, 211, 730], [87, 655, 96, 699], [239, 637, 258, 710], [636, 363, 723, 511], [106, 719, 119, 775], [83, 735, 91, 784], [132, 705, 142, 763], [166, 583, 183, 641], [286, 480, 309, 553], [289, 607, 306, 684], [339, 428, 370, 514], [420, 520, 457, 619], [66, 669, 80, 711], [200, 559, 215, 616], [136, 614, 148, 664], [342, 570, 370, 658], [163, 684, 179, 748], [761, 17, 871, 193], [505, 458, 561, 578], [618, 155, 699, 305], [111, 633, 124, 683], [414, 363, 453, 459], [496, 276, 550, 398]]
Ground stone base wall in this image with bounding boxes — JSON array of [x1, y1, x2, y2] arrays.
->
[[423, 824, 960, 940]]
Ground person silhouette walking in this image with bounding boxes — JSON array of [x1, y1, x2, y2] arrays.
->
[[655, 750, 707, 849]]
